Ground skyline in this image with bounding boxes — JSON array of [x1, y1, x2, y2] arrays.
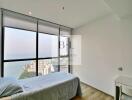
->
[[4, 59, 68, 79]]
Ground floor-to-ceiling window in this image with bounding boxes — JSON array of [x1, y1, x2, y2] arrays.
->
[[1, 9, 71, 79], [4, 27, 37, 79]]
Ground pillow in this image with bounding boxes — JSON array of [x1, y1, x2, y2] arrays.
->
[[0, 77, 23, 98]]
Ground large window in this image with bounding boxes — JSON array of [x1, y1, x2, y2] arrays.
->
[[1, 9, 71, 79]]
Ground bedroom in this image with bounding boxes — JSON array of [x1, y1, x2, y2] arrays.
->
[[0, 0, 132, 100]]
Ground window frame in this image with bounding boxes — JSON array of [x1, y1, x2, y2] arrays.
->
[[1, 9, 72, 77]]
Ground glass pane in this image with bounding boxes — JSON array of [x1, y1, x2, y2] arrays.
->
[[60, 57, 69, 73], [60, 36, 69, 56], [4, 60, 36, 79], [38, 59, 58, 76], [39, 33, 58, 58], [4, 27, 36, 59]]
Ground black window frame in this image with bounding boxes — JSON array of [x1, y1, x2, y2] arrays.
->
[[0, 8, 72, 77]]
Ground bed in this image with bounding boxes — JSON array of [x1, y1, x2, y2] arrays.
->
[[0, 72, 82, 100]]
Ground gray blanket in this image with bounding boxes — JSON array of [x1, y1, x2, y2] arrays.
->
[[11, 72, 82, 100]]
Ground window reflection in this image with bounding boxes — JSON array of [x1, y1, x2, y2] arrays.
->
[[60, 36, 69, 56], [60, 57, 69, 73]]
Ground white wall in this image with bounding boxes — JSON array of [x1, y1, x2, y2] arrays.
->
[[72, 15, 132, 96]]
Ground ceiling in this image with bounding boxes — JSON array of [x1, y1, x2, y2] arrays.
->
[[105, 0, 132, 19], [0, 0, 132, 28]]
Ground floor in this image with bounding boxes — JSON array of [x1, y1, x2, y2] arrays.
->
[[72, 83, 114, 100]]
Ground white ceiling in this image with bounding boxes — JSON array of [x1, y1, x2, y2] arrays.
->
[[0, 0, 132, 28], [105, 0, 132, 19]]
